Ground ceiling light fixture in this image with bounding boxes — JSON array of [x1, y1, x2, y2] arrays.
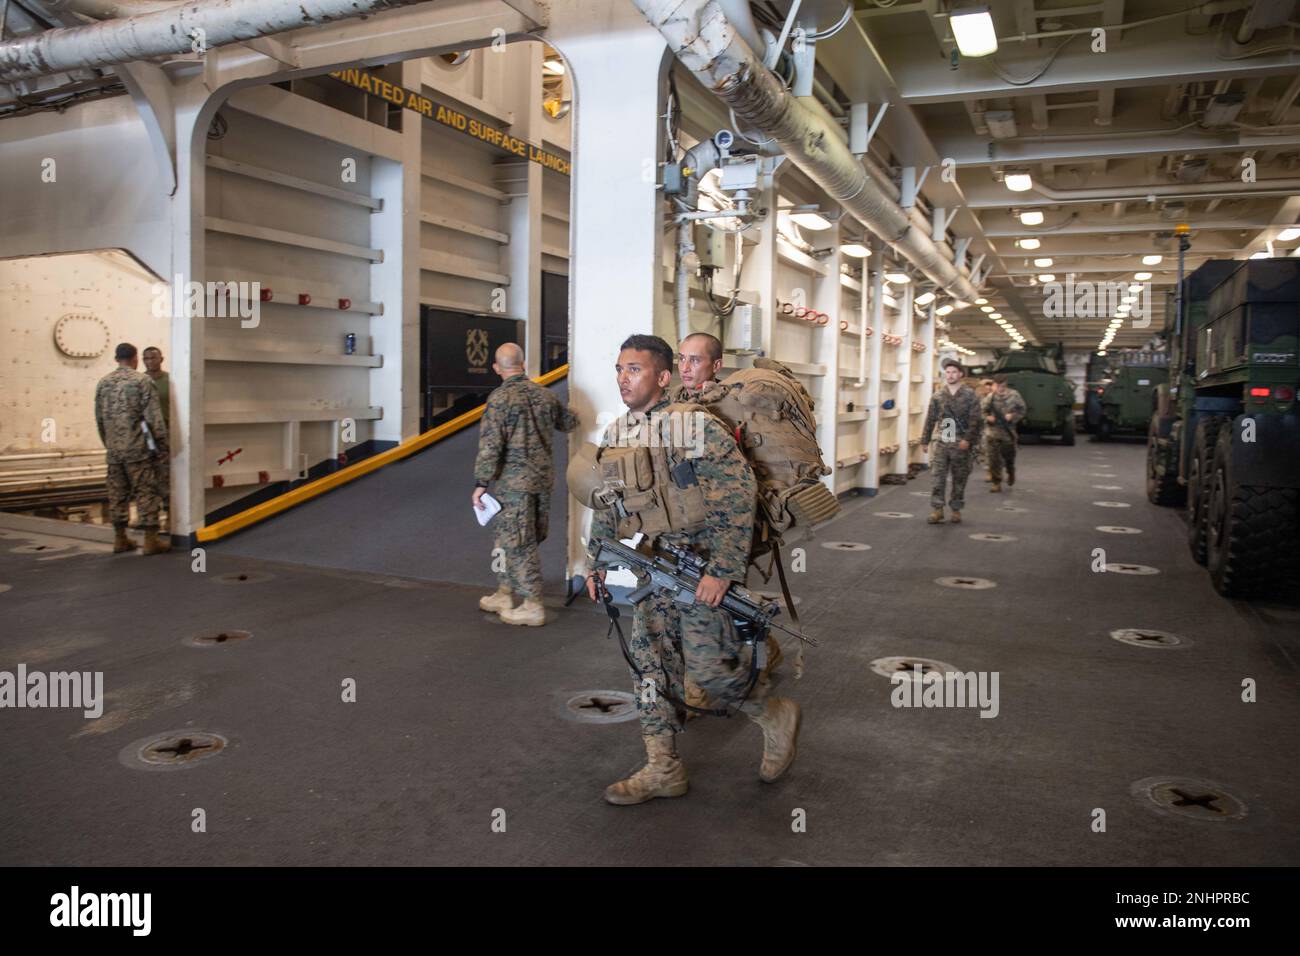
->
[[915, 291, 937, 305], [950, 5, 999, 58], [1134, 272, 1152, 281], [840, 243, 871, 258], [1004, 170, 1033, 193], [1142, 254, 1163, 265], [1279, 227, 1300, 242], [1017, 238, 1041, 250], [885, 272, 911, 283], [936, 304, 955, 316], [1033, 257, 1054, 267], [1038, 274, 1056, 282], [1019, 210, 1044, 226]]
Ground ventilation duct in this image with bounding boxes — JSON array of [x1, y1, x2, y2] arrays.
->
[[632, 0, 980, 303]]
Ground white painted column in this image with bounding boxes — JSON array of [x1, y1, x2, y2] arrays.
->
[[550, 10, 669, 576], [368, 59, 422, 446], [893, 282, 914, 465], [501, 43, 544, 377], [861, 251, 885, 492], [810, 216, 841, 493]]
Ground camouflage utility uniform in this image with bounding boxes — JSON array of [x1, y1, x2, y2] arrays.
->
[[94, 367, 169, 529], [921, 384, 982, 512], [982, 388, 1026, 485], [474, 373, 579, 599], [587, 396, 766, 736], [148, 371, 171, 502]]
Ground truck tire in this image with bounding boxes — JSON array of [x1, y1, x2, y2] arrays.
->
[[1146, 414, 1184, 507], [1186, 417, 1222, 565], [1060, 416, 1076, 446], [1205, 427, 1300, 598]]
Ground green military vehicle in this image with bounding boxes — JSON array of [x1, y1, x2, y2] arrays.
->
[[1085, 350, 1169, 440], [976, 345, 1077, 444], [1146, 258, 1300, 597]]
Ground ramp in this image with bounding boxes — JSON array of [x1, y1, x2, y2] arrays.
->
[[211, 382, 570, 591]]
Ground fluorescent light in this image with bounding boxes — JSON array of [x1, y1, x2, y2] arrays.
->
[[1279, 227, 1300, 242], [543, 58, 566, 76], [1019, 210, 1044, 226], [1134, 272, 1152, 281], [1142, 254, 1162, 265], [791, 211, 832, 231], [980, 305, 994, 312], [1005, 172, 1033, 193], [840, 243, 871, 258], [1033, 257, 1053, 267], [1128, 283, 1143, 292], [914, 291, 937, 306], [885, 272, 911, 283], [1121, 295, 1137, 304], [1038, 274, 1056, 282], [1017, 238, 1041, 250], [974, 297, 989, 305], [989, 312, 1002, 319], [935, 304, 954, 316], [950, 6, 999, 58]]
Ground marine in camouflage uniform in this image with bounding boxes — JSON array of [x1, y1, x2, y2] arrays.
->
[[982, 377, 1026, 492], [921, 358, 982, 523], [584, 334, 801, 806], [473, 343, 579, 625], [94, 343, 169, 554], [143, 347, 171, 511]]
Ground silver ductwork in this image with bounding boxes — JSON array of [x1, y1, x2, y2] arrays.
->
[[0, 0, 430, 84], [633, 0, 980, 303]]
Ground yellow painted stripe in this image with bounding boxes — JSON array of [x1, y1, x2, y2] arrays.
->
[[197, 364, 569, 543]]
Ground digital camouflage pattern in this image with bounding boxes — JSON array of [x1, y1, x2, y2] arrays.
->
[[95, 367, 169, 528], [982, 387, 1026, 484], [473, 373, 579, 492], [587, 394, 762, 735], [493, 490, 547, 599], [475, 373, 577, 599], [922, 383, 981, 512], [95, 367, 168, 463]]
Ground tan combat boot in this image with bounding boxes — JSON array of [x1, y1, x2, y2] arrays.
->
[[989, 483, 1002, 493], [499, 598, 545, 626], [927, 509, 945, 524], [750, 697, 802, 782], [949, 510, 962, 524], [112, 526, 135, 553], [479, 587, 514, 613], [141, 529, 170, 555], [604, 734, 688, 805]]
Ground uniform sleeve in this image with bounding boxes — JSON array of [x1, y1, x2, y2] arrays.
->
[[94, 382, 107, 446], [473, 393, 507, 486], [142, 380, 168, 450], [921, 393, 938, 443], [963, 393, 982, 441], [1009, 393, 1027, 423], [551, 393, 580, 433], [693, 418, 756, 582], [586, 505, 617, 569]]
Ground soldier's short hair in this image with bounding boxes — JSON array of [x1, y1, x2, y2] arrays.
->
[[143, 346, 162, 357], [115, 343, 137, 361], [681, 332, 722, 363], [940, 357, 962, 372], [993, 374, 1008, 385], [619, 334, 674, 374]]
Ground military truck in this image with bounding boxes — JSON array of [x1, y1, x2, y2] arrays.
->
[[974, 345, 1077, 444], [1086, 350, 1169, 440], [1146, 258, 1300, 597]]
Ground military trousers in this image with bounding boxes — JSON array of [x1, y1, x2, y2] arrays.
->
[[986, 431, 1017, 483], [107, 459, 162, 528], [929, 442, 973, 511], [493, 490, 547, 600], [628, 588, 767, 737]]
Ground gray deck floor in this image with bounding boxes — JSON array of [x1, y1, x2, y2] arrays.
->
[[1, 437, 1297, 866]]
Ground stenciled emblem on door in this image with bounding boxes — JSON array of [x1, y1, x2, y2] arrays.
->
[[466, 328, 490, 370]]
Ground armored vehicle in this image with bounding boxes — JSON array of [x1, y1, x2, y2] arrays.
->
[[1086, 350, 1169, 440], [976, 345, 1076, 444], [1147, 258, 1300, 597]]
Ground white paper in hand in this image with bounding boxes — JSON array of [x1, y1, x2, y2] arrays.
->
[[475, 492, 502, 527]]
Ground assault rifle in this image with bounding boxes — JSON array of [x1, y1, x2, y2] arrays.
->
[[589, 537, 818, 648]]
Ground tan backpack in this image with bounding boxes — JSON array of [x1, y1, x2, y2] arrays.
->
[[696, 357, 839, 560]]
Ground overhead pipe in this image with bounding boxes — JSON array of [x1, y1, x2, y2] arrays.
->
[[0, 0, 430, 84], [1002, 177, 1300, 207], [633, 0, 980, 304]]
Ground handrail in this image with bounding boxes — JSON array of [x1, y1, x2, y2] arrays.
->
[[196, 364, 569, 543]]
